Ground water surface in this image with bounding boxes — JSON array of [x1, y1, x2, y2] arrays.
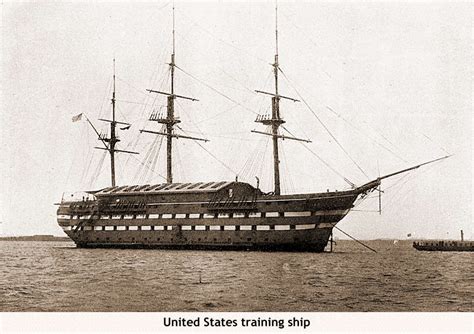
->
[[1, 240, 472, 311]]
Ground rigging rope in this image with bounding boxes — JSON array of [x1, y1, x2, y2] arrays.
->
[[193, 140, 238, 175], [301, 144, 355, 188], [178, 10, 269, 64], [130, 153, 167, 182], [97, 77, 113, 120], [280, 141, 295, 193], [278, 67, 370, 180], [281, 11, 336, 79], [240, 135, 270, 182], [382, 161, 441, 212], [258, 135, 271, 190], [144, 137, 164, 183], [175, 65, 258, 115], [175, 124, 237, 175], [176, 29, 259, 97], [116, 99, 148, 106], [382, 174, 418, 212], [279, 124, 354, 187], [80, 150, 95, 185], [194, 104, 240, 125], [67, 121, 89, 187], [134, 129, 166, 183], [325, 106, 408, 163], [176, 100, 206, 139], [146, 135, 164, 184], [267, 14, 409, 166], [87, 151, 107, 188], [175, 142, 186, 182], [116, 77, 149, 97], [421, 133, 451, 156]]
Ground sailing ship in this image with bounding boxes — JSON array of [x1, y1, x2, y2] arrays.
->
[[56, 4, 447, 252]]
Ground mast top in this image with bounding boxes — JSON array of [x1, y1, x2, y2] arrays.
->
[[172, 2, 176, 55], [275, 0, 279, 58]]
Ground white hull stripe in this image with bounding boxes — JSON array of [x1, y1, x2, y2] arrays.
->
[[64, 222, 338, 232], [63, 209, 350, 221], [317, 223, 336, 228]]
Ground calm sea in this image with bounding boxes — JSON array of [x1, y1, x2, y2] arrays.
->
[[0, 240, 472, 312]]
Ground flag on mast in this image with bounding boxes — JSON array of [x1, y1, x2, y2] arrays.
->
[[72, 113, 83, 122]]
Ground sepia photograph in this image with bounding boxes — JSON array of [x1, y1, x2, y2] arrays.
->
[[1, 0, 472, 331]]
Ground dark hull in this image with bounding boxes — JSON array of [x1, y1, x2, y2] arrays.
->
[[62, 217, 336, 252], [57, 180, 379, 252], [75, 241, 328, 252]]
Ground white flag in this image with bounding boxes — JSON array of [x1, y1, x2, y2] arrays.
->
[[72, 113, 83, 122]]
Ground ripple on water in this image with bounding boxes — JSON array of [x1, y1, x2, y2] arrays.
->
[[0, 240, 473, 311]]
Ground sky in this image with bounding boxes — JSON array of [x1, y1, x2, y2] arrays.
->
[[1, 0, 472, 240]]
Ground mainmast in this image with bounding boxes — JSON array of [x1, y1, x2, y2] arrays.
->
[[253, 2, 308, 195], [110, 59, 117, 186], [142, 4, 208, 184]]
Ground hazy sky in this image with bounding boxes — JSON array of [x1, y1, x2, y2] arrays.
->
[[1, 1, 471, 239]]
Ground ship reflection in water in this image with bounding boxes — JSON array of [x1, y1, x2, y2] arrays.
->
[[1, 240, 472, 312]]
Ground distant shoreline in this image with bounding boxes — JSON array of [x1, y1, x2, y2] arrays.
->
[[0, 235, 70, 241]]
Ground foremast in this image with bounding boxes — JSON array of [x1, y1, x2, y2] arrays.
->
[[91, 59, 138, 187], [271, 4, 283, 196], [141, 4, 208, 184]]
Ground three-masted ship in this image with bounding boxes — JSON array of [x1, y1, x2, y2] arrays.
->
[[56, 4, 446, 252]]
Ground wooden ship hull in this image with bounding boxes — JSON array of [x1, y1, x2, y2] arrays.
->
[[57, 180, 379, 252], [413, 240, 474, 252]]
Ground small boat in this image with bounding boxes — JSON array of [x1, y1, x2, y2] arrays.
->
[[413, 230, 473, 252]]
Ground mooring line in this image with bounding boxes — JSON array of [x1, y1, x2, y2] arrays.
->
[[332, 224, 377, 253]]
